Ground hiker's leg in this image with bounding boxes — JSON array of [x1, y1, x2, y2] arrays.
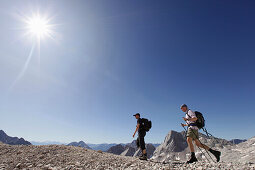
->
[[138, 131, 147, 160], [187, 137, 195, 152], [195, 139, 221, 162], [139, 131, 146, 154], [186, 137, 197, 163], [143, 132, 147, 154], [136, 137, 140, 148], [194, 139, 210, 150], [186, 127, 198, 163], [186, 128, 199, 152], [139, 136, 146, 152], [142, 149, 146, 154]]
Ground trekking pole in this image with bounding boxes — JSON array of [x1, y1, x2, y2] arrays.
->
[[182, 126, 210, 162], [202, 127, 222, 146], [191, 127, 216, 163], [182, 126, 215, 163]]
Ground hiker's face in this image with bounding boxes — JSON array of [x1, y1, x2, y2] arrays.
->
[[181, 107, 187, 112], [135, 115, 140, 119]]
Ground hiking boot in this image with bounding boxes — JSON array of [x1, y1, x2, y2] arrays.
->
[[186, 156, 198, 164], [139, 154, 147, 161], [209, 149, 221, 162], [213, 151, 221, 162], [138, 154, 143, 158]]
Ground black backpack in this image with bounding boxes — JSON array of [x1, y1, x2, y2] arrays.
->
[[187, 111, 205, 129], [140, 118, 152, 132], [194, 111, 205, 129]]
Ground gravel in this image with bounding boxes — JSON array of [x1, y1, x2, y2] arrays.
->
[[0, 143, 254, 170]]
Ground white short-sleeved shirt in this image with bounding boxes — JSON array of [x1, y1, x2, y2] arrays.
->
[[185, 110, 198, 130]]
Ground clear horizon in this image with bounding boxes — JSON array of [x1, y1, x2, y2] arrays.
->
[[1, 0, 255, 144], [2, 128, 252, 145]]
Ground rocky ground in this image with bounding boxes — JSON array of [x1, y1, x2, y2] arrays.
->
[[0, 143, 254, 170]]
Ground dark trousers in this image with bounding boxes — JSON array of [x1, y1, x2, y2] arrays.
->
[[137, 130, 146, 150]]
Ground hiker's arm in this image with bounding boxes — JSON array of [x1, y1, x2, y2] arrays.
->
[[183, 117, 197, 122], [133, 124, 140, 137], [188, 117, 197, 122]]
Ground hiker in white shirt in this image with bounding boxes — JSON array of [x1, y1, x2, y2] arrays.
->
[[180, 104, 221, 163]]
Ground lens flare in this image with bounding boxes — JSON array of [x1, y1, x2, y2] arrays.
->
[[27, 16, 49, 37], [9, 12, 56, 90], [23, 13, 54, 40]]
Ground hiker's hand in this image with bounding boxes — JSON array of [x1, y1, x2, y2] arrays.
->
[[181, 123, 186, 127], [183, 117, 188, 121], [132, 134, 135, 138]]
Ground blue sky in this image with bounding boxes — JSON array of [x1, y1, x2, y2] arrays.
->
[[0, 0, 254, 144]]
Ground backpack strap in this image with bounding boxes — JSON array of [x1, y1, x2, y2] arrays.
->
[[186, 109, 192, 118], [185, 110, 197, 127]]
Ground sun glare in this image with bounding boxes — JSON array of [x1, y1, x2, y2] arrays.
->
[[25, 14, 53, 39], [9, 11, 57, 90]]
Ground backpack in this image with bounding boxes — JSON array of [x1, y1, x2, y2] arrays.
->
[[140, 118, 152, 132], [194, 111, 205, 129], [187, 111, 205, 129]]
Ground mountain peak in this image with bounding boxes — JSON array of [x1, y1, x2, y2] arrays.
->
[[152, 130, 233, 162], [67, 141, 91, 149], [229, 139, 247, 144], [0, 130, 7, 135], [107, 144, 125, 155], [0, 130, 31, 145]]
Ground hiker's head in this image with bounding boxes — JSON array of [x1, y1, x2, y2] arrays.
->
[[180, 104, 188, 112], [133, 113, 140, 119]]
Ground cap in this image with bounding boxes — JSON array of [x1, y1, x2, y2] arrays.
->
[[180, 104, 188, 108], [133, 113, 140, 117]]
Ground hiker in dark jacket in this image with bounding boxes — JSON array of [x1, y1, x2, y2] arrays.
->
[[133, 113, 147, 160], [180, 104, 221, 163]]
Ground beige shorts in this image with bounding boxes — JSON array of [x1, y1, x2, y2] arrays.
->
[[187, 128, 198, 140]]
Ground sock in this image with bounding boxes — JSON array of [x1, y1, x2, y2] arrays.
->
[[191, 152, 195, 157]]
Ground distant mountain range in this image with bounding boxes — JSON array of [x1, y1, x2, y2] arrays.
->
[[87, 143, 118, 151], [30, 140, 160, 152], [107, 144, 126, 155], [30, 141, 67, 145], [67, 141, 91, 149], [106, 140, 156, 158], [229, 139, 247, 144], [0, 130, 31, 145], [65, 139, 158, 158], [30, 141, 117, 151], [89, 143, 160, 152]]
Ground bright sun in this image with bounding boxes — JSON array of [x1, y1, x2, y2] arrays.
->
[[10, 12, 56, 90], [25, 14, 53, 39]]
